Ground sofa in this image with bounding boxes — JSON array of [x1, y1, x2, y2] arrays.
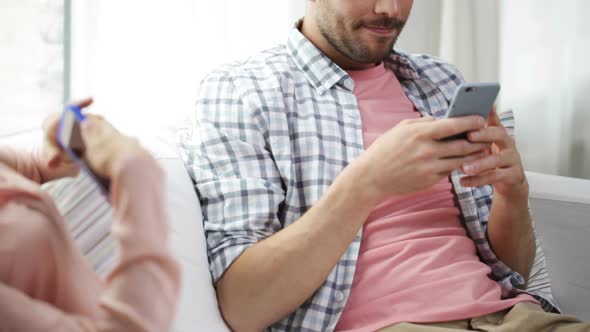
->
[[2, 128, 589, 331], [148, 131, 590, 330], [158, 136, 590, 330]]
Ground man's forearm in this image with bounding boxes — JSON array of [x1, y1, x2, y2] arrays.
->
[[216, 161, 380, 332], [488, 181, 535, 286]]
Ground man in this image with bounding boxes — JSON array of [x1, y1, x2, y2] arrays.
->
[[179, 1, 588, 331]]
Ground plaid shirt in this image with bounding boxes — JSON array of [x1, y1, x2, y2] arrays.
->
[[178, 27, 558, 331]]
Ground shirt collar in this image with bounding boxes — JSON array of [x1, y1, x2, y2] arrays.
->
[[384, 50, 421, 80], [287, 23, 350, 95], [287, 20, 421, 94]]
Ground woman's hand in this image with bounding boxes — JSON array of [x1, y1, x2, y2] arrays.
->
[[40, 98, 95, 181], [42, 98, 153, 182], [79, 115, 153, 179]]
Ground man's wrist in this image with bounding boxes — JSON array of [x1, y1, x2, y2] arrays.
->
[[495, 175, 530, 202], [340, 157, 384, 208], [491, 177, 531, 225]]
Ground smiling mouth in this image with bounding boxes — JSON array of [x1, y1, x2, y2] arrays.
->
[[363, 26, 396, 36]]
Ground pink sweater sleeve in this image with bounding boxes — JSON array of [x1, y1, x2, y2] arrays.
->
[[0, 157, 181, 331]]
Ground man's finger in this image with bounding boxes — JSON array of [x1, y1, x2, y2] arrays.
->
[[428, 116, 486, 140], [402, 116, 435, 125], [436, 150, 489, 173], [467, 126, 513, 150], [487, 106, 502, 128], [461, 150, 513, 175], [460, 169, 509, 187], [436, 139, 491, 159], [416, 116, 435, 122]]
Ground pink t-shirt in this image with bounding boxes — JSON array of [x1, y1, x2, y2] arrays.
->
[[335, 63, 534, 332]]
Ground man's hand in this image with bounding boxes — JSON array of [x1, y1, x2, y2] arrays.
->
[[459, 108, 534, 283], [355, 115, 490, 201], [460, 108, 528, 198]]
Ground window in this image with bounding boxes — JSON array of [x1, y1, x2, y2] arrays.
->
[[0, 0, 67, 138]]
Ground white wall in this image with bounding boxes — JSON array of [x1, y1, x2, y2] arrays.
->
[[70, 0, 293, 136]]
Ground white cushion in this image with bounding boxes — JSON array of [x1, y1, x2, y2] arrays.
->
[[159, 157, 229, 331]]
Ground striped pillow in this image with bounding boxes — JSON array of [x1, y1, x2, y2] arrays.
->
[[42, 174, 117, 278]]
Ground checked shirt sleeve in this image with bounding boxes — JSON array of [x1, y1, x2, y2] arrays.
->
[[178, 68, 285, 283]]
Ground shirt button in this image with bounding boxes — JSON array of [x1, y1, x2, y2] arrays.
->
[[335, 291, 345, 302]]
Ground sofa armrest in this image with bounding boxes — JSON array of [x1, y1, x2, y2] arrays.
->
[[526, 171, 590, 321], [527, 171, 590, 205]]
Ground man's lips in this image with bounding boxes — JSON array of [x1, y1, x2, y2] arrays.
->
[[363, 26, 396, 36]]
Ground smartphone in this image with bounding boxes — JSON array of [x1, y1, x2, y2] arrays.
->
[[443, 82, 501, 140], [57, 105, 111, 195]]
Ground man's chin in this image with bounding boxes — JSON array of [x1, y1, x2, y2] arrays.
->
[[339, 37, 396, 65], [359, 40, 396, 61], [357, 49, 393, 64]]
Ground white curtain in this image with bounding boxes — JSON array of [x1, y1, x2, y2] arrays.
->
[[395, 0, 442, 58], [70, 0, 300, 136], [499, 0, 590, 179], [397, 0, 499, 83], [439, 0, 499, 83]]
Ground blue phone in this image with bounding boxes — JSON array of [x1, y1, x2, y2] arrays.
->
[[57, 105, 111, 196], [443, 82, 500, 140]]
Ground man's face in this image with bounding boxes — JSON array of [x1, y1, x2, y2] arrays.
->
[[314, 0, 413, 65]]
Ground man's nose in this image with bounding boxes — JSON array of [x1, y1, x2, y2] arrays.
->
[[374, 0, 403, 18]]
